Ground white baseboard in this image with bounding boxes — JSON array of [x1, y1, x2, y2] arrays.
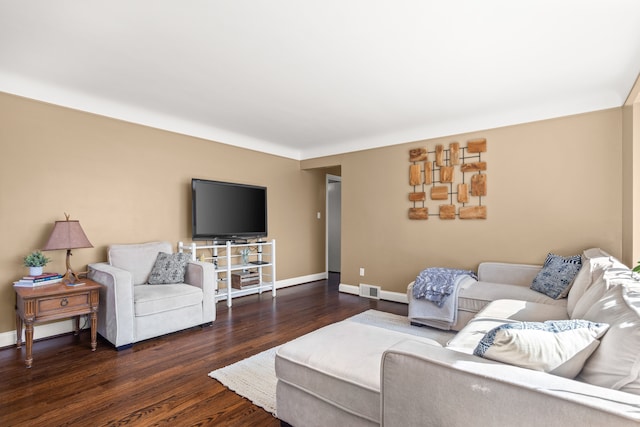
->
[[339, 283, 408, 304], [380, 289, 409, 304], [339, 283, 359, 295], [0, 318, 89, 349], [1, 273, 330, 348], [276, 272, 327, 289]]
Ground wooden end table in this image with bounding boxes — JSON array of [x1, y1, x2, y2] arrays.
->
[[14, 278, 102, 368]]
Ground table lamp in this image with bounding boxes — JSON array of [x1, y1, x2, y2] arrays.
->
[[42, 213, 93, 283]]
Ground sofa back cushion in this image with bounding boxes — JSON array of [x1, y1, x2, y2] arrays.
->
[[108, 241, 173, 285], [571, 263, 631, 319], [567, 248, 615, 317], [477, 263, 542, 286], [579, 282, 640, 394]]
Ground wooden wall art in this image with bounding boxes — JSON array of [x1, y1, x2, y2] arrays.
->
[[408, 138, 487, 220]]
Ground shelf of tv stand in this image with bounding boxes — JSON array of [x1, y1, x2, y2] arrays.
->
[[178, 239, 276, 307], [215, 281, 275, 300], [223, 262, 273, 271]]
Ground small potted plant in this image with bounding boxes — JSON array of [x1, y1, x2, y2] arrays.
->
[[23, 251, 51, 276]]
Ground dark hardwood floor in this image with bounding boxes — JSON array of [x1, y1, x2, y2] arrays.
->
[[0, 274, 407, 426]]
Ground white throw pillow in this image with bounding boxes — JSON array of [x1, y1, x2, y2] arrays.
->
[[474, 320, 609, 379], [579, 283, 640, 394]]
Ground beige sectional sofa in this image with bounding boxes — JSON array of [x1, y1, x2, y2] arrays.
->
[[275, 248, 640, 426]]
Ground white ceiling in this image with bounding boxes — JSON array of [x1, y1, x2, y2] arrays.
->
[[1, 1, 640, 160]]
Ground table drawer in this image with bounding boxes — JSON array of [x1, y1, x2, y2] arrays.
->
[[37, 293, 90, 316]]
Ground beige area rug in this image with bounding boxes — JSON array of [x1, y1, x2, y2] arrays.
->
[[208, 309, 454, 416]]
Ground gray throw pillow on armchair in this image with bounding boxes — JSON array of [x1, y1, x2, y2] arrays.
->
[[148, 252, 189, 284]]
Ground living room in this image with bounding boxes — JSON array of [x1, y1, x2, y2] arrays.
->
[[2, 2, 640, 426]]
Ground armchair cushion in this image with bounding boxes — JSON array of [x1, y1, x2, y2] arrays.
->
[[148, 252, 190, 284], [134, 284, 203, 316], [109, 241, 173, 285]]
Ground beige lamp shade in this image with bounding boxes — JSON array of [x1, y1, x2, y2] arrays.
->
[[42, 216, 93, 283], [42, 220, 93, 251]]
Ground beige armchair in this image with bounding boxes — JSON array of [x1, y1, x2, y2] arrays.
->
[[88, 241, 216, 349]]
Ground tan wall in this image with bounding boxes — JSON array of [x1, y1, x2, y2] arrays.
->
[[0, 93, 327, 334], [0, 91, 627, 335], [304, 109, 624, 292]]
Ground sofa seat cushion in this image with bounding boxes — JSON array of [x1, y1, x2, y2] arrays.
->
[[275, 321, 441, 424], [473, 298, 570, 322], [134, 284, 203, 317], [446, 299, 569, 354], [458, 282, 567, 315]]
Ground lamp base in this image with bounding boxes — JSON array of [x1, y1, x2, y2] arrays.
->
[[62, 250, 84, 285], [62, 270, 83, 286]]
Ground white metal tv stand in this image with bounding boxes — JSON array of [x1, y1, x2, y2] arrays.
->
[[178, 239, 276, 307]]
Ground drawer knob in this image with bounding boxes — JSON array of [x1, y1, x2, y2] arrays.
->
[[60, 298, 69, 307]]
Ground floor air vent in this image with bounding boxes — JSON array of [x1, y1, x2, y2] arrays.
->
[[359, 284, 381, 300]]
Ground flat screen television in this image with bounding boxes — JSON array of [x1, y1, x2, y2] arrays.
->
[[191, 178, 268, 241]]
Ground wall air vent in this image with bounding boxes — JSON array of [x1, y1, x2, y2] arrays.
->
[[359, 284, 381, 300]]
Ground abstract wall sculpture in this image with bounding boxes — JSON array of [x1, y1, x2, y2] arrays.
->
[[408, 138, 487, 220]]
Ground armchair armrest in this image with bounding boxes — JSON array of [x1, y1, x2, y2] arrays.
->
[[184, 260, 216, 322], [88, 262, 135, 348], [381, 340, 640, 427], [477, 262, 542, 287]]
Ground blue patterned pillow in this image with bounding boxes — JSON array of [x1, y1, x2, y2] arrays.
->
[[148, 252, 189, 284], [530, 253, 582, 299], [474, 320, 609, 378]]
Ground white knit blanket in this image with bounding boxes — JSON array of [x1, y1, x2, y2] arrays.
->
[[408, 274, 477, 330]]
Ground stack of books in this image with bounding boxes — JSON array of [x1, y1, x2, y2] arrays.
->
[[13, 272, 63, 287]]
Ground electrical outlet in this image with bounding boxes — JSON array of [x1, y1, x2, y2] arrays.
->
[[359, 267, 365, 276], [317, 212, 321, 219]]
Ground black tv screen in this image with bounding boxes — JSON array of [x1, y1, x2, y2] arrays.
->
[[192, 179, 267, 241]]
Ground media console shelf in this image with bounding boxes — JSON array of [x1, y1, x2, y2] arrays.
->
[[178, 239, 276, 307]]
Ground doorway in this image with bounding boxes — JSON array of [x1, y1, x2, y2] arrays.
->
[[326, 174, 341, 274]]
